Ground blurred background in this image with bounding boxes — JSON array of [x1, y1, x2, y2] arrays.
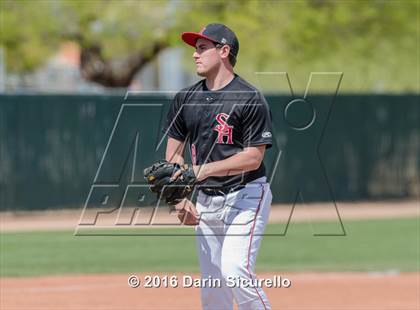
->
[[0, 0, 418, 93], [0, 0, 418, 211]]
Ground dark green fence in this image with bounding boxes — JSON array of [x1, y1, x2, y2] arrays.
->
[[0, 94, 418, 210]]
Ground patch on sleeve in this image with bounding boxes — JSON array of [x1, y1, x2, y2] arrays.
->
[[262, 131, 272, 138]]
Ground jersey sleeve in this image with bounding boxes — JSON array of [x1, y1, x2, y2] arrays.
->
[[163, 92, 187, 141], [241, 92, 273, 149]]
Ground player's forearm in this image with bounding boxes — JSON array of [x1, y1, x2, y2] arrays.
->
[[166, 153, 185, 165], [195, 147, 264, 181], [165, 137, 185, 165]]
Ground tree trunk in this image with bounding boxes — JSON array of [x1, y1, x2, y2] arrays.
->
[[80, 41, 168, 88]]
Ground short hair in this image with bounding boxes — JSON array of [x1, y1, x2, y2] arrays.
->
[[228, 53, 237, 67], [215, 43, 237, 67]]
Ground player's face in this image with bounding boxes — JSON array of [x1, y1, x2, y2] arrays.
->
[[193, 38, 222, 76]]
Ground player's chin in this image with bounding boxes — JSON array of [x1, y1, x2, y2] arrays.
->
[[196, 67, 207, 77]]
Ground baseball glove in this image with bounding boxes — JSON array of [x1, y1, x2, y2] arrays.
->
[[143, 160, 196, 205]]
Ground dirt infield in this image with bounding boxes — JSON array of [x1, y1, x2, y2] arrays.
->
[[1, 200, 419, 232], [1, 272, 419, 310]]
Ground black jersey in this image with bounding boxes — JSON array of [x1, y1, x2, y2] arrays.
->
[[164, 74, 273, 189]]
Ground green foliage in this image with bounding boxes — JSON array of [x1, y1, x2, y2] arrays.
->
[[0, 0, 171, 71], [0, 0, 62, 72], [1, 218, 418, 277], [0, 0, 418, 92]]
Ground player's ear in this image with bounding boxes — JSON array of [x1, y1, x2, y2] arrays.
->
[[220, 45, 231, 59]]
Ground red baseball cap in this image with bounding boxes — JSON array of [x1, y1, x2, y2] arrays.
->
[[181, 23, 239, 58]]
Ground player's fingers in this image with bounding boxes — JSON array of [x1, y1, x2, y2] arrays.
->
[[177, 211, 186, 223], [170, 169, 182, 181], [186, 203, 199, 217], [174, 198, 187, 210], [180, 211, 199, 225]]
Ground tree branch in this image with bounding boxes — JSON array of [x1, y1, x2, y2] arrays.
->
[[80, 40, 168, 87]]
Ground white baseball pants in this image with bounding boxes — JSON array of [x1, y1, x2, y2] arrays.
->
[[195, 177, 272, 310]]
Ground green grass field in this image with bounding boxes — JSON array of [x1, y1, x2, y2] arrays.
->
[[0, 218, 418, 277]]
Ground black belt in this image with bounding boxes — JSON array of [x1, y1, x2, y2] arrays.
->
[[200, 185, 245, 196]]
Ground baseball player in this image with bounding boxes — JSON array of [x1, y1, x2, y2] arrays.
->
[[164, 23, 273, 310]]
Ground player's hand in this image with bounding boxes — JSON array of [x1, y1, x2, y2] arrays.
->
[[192, 165, 205, 182], [170, 164, 206, 182], [175, 199, 200, 225]]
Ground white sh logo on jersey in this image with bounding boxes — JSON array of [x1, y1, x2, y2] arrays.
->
[[262, 131, 272, 138]]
